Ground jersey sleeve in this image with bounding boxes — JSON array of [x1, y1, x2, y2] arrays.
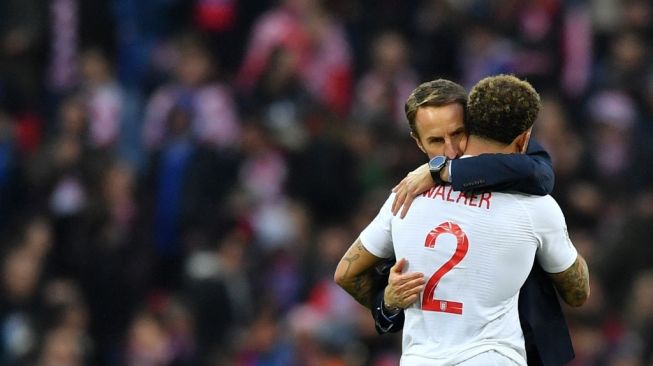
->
[[529, 196, 578, 273], [359, 194, 395, 259]]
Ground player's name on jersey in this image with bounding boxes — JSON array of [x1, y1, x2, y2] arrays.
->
[[421, 185, 492, 210]]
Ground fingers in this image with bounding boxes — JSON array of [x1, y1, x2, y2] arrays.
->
[[395, 276, 425, 293], [399, 194, 416, 219], [392, 164, 435, 218], [388, 267, 425, 293], [391, 258, 406, 273], [393, 181, 421, 218], [391, 192, 400, 215], [392, 186, 408, 216], [389, 272, 423, 287], [403, 293, 420, 306], [385, 275, 425, 308]]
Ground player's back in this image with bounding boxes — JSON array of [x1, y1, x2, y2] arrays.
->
[[390, 186, 555, 365]]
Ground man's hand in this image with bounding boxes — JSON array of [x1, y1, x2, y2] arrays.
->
[[383, 258, 425, 309], [392, 163, 436, 218]]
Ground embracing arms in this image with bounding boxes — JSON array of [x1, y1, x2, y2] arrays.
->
[[373, 141, 558, 334], [392, 140, 554, 217]]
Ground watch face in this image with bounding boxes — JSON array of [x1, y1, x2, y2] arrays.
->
[[429, 156, 447, 171]]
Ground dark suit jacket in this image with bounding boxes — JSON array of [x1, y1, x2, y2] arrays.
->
[[371, 140, 574, 366]]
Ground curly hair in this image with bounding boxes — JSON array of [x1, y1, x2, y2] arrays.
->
[[404, 79, 467, 136], [466, 75, 540, 144]]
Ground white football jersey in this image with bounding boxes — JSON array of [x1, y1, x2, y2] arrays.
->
[[360, 185, 577, 366]]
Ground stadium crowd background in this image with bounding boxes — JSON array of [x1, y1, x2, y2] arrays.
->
[[0, 0, 652, 365]]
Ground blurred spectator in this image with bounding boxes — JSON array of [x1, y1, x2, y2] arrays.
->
[[37, 326, 87, 366], [237, 0, 352, 115], [287, 110, 360, 223], [621, 0, 653, 42], [586, 90, 637, 190], [533, 96, 588, 181], [353, 31, 417, 131], [143, 102, 222, 288], [237, 118, 296, 250], [603, 31, 650, 93], [626, 270, 653, 364], [111, 0, 190, 89], [0, 0, 46, 112], [234, 310, 293, 365], [76, 161, 152, 363], [143, 35, 240, 150], [0, 245, 44, 364], [47, 0, 79, 96], [80, 49, 124, 149], [510, 0, 564, 87], [561, 2, 593, 98], [124, 310, 174, 366], [184, 224, 252, 362], [598, 190, 653, 311], [35, 278, 92, 366], [247, 46, 312, 151], [0, 111, 26, 231], [410, 0, 460, 79], [27, 94, 109, 277], [459, 23, 515, 89]]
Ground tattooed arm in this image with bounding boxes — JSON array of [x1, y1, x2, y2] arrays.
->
[[334, 238, 385, 309], [549, 254, 590, 307]]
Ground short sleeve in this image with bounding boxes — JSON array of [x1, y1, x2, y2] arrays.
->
[[529, 196, 578, 273], [359, 194, 395, 259]]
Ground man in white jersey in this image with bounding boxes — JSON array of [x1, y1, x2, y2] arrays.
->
[[334, 75, 589, 365]]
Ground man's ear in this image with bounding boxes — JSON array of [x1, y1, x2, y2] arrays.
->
[[411, 132, 426, 154], [514, 128, 532, 153]]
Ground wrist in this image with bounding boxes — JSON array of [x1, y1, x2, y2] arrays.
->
[[440, 160, 451, 183], [428, 156, 448, 186], [382, 299, 401, 315], [382, 287, 401, 315]]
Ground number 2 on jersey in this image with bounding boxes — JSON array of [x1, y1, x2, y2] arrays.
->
[[422, 221, 469, 314]]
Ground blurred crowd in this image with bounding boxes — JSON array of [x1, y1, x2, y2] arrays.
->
[[0, 0, 652, 365]]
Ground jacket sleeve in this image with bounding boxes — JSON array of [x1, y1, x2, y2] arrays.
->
[[370, 259, 405, 334], [450, 140, 555, 195], [371, 288, 405, 334]]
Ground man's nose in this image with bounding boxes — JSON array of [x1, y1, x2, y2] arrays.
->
[[444, 143, 459, 160]]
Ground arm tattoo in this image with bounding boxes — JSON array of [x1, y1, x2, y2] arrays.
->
[[552, 256, 590, 307], [343, 270, 375, 309], [338, 241, 376, 309], [341, 253, 360, 279]]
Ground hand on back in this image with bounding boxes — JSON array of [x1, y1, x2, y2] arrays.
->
[[384, 258, 425, 309]]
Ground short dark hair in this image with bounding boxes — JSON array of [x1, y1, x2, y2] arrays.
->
[[404, 79, 467, 136], [466, 74, 540, 144]]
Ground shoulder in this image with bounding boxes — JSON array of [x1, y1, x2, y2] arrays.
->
[[513, 194, 566, 231]]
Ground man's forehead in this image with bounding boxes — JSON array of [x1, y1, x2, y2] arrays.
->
[[415, 105, 465, 133]]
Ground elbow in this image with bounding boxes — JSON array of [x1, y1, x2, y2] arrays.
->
[[333, 263, 347, 287], [566, 295, 589, 308], [333, 271, 343, 287], [565, 285, 591, 308]]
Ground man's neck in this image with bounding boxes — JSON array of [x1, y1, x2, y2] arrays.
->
[[463, 136, 517, 156]]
